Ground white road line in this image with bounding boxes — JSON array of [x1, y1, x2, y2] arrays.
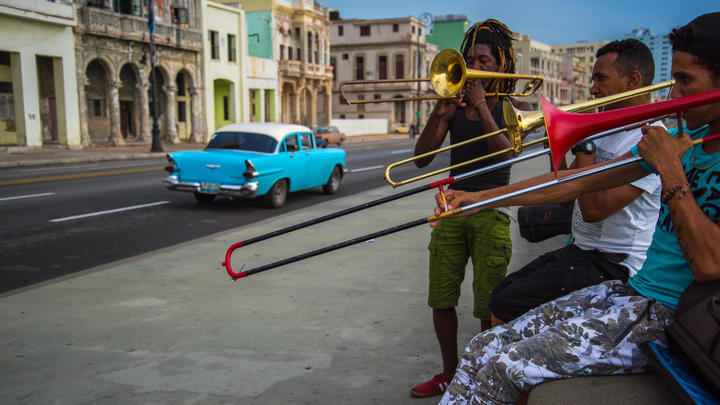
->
[[49, 201, 171, 223], [0, 192, 56, 202], [390, 149, 413, 154], [350, 165, 384, 173]]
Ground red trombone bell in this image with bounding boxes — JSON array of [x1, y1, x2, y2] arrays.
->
[[541, 89, 720, 173]]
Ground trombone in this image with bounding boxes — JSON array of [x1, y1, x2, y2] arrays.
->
[[384, 80, 675, 187], [338, 49, 544, 104], [224, 89, 720, 279]]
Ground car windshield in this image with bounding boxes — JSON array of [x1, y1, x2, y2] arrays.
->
[[205, 131, 278, 153], [314, 127, 329, 133]]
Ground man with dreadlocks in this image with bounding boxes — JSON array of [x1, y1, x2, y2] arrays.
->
[[410, 19, 532, 398]]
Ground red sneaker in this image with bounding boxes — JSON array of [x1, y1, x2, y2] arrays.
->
[[410, 373, 452, 397]]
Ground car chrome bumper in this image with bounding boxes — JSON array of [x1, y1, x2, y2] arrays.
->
[[163, 175, 258, 198]]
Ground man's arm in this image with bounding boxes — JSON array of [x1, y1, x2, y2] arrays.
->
[[573, 151, 647, 222], [638, 126, 720, 282]]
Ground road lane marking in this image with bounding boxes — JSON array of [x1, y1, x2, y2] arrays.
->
[[350, 165, 384, 173], [0, 192, 56, 202], [0, 166, 165, 186], [49, 201, 171, 223], [390, 149, 413, 154], [19, 164, 100, 172]]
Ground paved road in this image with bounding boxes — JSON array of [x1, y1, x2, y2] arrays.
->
[[0, 140, 450, 293]]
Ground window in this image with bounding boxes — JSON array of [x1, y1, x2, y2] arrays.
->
[[223, 96, 229, 120], [360, 25, 370, 36], [412, 26, 415, 34], [296, 48, 301, 61], [378, 55, 387, 80], [172, 7, 188, 26], [89, 99, 104, 117], [228, 34, 236, 62], [342, 53, 348, 60], [338, 25, 344, 36], [288, 46, 293, 60], [300, 133, 312, 149], [374, 94, 381, 100], [395, 54, 404, 79], [280, 44, 285, 59], [295, 27, 300, 37], [285, 135, 299, 152], [355, 56, 364, 80], [330, 57, 336, 82], [393, 23, 398, 32], [177, 74, 185, 96], [210, 30, 219, 60], [307, 32, 313, 63], [419, 28, 422, 36]]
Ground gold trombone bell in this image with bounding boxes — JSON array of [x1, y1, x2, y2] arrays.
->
[[339, 49, 545, 104]]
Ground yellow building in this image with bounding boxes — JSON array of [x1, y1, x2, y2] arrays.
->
[[552, 40, 609, 103], [0, 0, 80, 147]]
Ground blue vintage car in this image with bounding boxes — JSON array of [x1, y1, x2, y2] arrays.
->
[[163, 123, 346, 208]]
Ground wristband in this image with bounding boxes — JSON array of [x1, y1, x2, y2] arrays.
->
[[661, 182, 690, 204]]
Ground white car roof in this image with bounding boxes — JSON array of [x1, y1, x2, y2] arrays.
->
[[215, 122, 313, 142]]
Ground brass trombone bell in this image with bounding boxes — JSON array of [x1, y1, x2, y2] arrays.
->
[[384, 80, 676, 187], [338, 49, 545, 104]]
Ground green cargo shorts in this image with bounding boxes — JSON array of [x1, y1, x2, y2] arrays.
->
[[428, 209, 512, 320]]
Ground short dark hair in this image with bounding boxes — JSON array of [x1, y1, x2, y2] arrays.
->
[[669, 13, 720, 85], [460, 19, 517, 94], [596, 39, 655, 86]]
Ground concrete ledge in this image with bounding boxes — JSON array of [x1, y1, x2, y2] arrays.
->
[[528, 374, 683, 405]]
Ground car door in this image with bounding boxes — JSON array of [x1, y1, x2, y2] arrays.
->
[[281, 133, 308, 190], [299, 132, 325, 187]]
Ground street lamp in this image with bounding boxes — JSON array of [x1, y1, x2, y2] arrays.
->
[[148, 1, 163, 152]]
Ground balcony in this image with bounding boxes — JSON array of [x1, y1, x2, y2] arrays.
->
[[77, 7, 201, 51]]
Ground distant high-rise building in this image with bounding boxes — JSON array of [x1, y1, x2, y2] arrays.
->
[[625, 28, 672, 98]]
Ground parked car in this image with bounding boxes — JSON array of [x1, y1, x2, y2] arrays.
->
[[392, 123, 410, 134], [313, 126, 346, 146], [163, 123, 346, 208]]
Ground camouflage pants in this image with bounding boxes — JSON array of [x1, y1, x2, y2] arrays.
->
[[439, 280, 674, 405]]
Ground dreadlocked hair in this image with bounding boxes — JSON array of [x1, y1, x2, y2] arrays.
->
[[460, 19, 518, 95]]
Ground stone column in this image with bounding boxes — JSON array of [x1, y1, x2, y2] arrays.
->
[[310, 87, 318, 128], [189, 86, 203, 143], [77, 75, 91, 146], [109, 80, 125, 146], [164, 84, 179, 144], [136, 76, 150, 143]]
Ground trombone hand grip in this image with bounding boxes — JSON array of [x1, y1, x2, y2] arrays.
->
[[223, 241, 247, 279]]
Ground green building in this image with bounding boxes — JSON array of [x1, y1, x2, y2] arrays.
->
[[425, 14, 468, 52]]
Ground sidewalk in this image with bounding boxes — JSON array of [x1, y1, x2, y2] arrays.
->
[[0, 134, 412, 169]]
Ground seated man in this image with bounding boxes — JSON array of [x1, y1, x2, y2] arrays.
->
[[490, 38, 664, 326], [431, 12, 720, 405]]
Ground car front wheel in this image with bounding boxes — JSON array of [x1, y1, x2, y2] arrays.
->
[[194, 192, 216, 204], [264, 179, 288, 208], [323, 166, 342, 194]]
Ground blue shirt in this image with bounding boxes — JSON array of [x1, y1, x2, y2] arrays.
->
[[629, 126, 720, 308]]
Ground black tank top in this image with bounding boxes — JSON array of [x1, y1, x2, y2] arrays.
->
[[448, 102, 511, 191]]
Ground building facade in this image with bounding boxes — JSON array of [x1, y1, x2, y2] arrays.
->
[[625, 28, 672, 99], [516, 34, 563, 110], [425, 14, 468, 53], [74, 0, 204, 146], [202, 1, 249, 135], [330, 16, 438, 132], [0, 0, 80, 148], [225, 0, 332, 128], [552, 40, 609, 103]]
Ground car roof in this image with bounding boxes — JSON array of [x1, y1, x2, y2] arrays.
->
[[215, 122, 313, 142]]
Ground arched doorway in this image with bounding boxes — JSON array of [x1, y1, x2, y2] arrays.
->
[[281, 82, 295, 123], [85, 59, 111, 143], [213, 79, 233, 131], [175, 70, 192, 140], [118, 64, 139, 139]]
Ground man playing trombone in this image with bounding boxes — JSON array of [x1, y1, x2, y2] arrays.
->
[[410, 19, 532, 398], [489, 39, 664, 327], [432, 12, 720, 405]]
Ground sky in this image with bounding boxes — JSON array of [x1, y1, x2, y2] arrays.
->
[[320, 0, 718, 45]]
